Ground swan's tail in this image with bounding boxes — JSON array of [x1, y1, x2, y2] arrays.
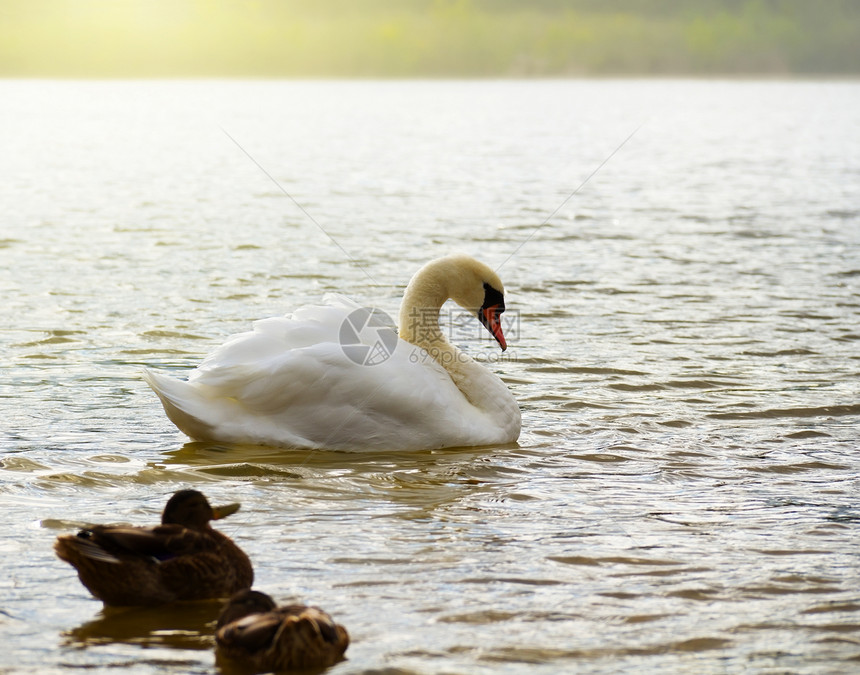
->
[[142, 369, 217, 441]]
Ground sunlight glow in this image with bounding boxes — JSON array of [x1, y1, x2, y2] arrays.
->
[[1, 0, 857, 77]]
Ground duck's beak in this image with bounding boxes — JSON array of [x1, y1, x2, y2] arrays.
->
[[478, 305, 507, 351], [212, 503, 241, 519]]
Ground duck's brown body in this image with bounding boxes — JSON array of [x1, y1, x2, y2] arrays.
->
[[216, 590, 349, 673], [54, 490, 253, 606]]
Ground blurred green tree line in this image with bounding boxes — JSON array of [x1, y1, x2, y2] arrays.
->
[[1, 0, 857, 77]]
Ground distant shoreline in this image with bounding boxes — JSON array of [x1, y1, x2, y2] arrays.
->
[[2, 0, 858, 79], [2, 75, 859, 82]]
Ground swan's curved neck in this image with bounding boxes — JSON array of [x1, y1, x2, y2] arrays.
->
[[397, 260, 491, 409], [398, 263, 450, 351], [395, 256, 521, 441]]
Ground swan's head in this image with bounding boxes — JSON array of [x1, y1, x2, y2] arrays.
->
[[401, 254, 510, 351], [441, 255, 508, 351]]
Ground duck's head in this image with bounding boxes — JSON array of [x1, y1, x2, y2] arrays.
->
[[217, 589, 277, 628], [443, 255, 508, 351], [161, 489, 241, 530]]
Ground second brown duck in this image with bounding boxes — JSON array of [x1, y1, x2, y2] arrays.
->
[[216, 589, 349, 673]]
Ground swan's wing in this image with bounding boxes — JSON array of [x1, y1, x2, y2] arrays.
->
[[146, 344, 482, 450], [144, 298, 502, 450], [188, 297, 394, 379]]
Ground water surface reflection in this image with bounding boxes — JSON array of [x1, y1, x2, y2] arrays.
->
[[1, 79, 859, 674], [64, 601, 220, 650]]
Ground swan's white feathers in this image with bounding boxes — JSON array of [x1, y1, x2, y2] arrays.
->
[[144, 305, 492, 450], [145, 257, 521, 451]]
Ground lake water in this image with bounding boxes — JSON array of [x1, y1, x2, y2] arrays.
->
[[1, 79, 859, 674]]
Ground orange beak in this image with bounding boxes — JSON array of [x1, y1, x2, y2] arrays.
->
[[212, 503, 241, 519], [479, 304, 507, 351]]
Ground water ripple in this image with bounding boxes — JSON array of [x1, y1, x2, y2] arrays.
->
[[2, 79, 860, 675]]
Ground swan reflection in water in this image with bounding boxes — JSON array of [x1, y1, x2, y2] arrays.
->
[[157, 439, 518, 515]]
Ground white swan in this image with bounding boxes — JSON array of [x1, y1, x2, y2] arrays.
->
[[143, 255, 521, 451]]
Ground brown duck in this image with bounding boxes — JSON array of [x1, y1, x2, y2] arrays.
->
[[54, 489, 253, 606], [215, 589, 349, 673]]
